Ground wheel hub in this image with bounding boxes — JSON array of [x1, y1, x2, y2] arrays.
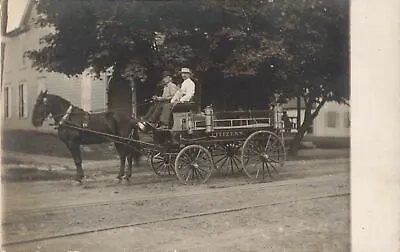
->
[[191, 163, 199, 169], [260, 153, 269, 161], [226, 144, 239, 157]]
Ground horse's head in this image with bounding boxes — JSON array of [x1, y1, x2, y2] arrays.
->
[[32, 90, 50, 127]]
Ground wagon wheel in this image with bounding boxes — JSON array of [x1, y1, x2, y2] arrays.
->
[[211, 142, 243, 174], [174, 145, 213, 185], [241, 130, 286, 181], [150, 152, 176, 176]]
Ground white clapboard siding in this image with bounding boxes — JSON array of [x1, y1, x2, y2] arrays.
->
[[37, 77, 47, 94], [91, 77, 107, 112], [81, 74, 92, 111]]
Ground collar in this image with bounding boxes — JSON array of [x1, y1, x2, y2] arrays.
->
[[58, 105, 73, 126]]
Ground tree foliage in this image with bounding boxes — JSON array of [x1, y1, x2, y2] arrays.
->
[[27, 0, 349, 155]]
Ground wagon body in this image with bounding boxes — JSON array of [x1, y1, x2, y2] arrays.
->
[[147, 106, 286, 185]]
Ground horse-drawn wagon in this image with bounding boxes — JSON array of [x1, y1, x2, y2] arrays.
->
[[136, 102, 286, 184], [32, 91, 286, 185]]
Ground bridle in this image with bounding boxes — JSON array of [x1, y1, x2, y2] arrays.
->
[[40, 96, 74, 129]]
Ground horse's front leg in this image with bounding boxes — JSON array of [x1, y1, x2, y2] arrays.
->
[[66, 141, 84, 183], [115, 144, 126, 182], [124, 154, 133, 180]]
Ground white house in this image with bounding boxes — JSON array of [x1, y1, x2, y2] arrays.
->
[[280, 98, 350, 137], [312, 101, 350, 137], [2, 0, 108, 132]]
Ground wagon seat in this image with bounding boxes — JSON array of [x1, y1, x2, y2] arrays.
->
[[169, 92, 205, 131]]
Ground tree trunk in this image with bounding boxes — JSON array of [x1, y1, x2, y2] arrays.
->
[[289, 98, 327, 156], [289, 117, 312, 156], [296, 95, 301, 129], [131, 80, 137, 118]]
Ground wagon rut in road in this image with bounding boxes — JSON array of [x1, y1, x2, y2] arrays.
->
[[3, 173, 349, 245], [3, 159, 348, 214]]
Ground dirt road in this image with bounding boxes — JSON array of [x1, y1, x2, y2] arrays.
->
[[2, 158, 349, 252]]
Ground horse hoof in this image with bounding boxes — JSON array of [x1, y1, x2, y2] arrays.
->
[[122, 175, 131, 181], [114, 178, 122, 184], [72, 180, 82, 186]]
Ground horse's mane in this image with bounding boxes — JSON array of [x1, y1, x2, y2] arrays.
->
[[48, 94, 86, 113]]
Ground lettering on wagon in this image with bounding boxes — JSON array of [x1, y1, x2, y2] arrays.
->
[[211, 131, 244, 137]]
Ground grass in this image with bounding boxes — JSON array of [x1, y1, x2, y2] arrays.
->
[[2, 130, 118, 160]]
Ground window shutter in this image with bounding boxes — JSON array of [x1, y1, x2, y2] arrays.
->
[[3, 87, 9, 118], [325, 111, 338, 128], [23, 83, 28, 118]]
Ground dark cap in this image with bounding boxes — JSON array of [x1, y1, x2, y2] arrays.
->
[[162, 71, 172, 77]]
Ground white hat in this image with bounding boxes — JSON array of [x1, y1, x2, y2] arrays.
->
[[180, 67, 192, 74]]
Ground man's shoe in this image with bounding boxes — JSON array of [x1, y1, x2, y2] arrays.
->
[[137, 121, 148, 132], [145, 122, 158, 129], [157, 124, 168, 130]]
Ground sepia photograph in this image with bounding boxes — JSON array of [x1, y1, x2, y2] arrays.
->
[[2, 0, 383, 251]]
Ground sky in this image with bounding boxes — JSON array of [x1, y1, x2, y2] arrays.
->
[[2, 0, 30, 32]]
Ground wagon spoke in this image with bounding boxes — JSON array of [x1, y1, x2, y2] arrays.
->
[[181, 153, 194, 163], [265, 161, 272, 178], [255, 163, 261, 179], [192, 168, 199, 181], [195, 149, 202, 160], [250, 142, 263, 155], [264, 134, 272, 152], [185, 169, 192, 182], [214, 155, 229, 165], [219, 156, 229, 169], [268, 157, 281, 164], [267, 160, 280, 173], [197, 167, 210, 177], [198, 167, 208, 179], [196, 169, 205, 179], [232, 156, 241, 170]]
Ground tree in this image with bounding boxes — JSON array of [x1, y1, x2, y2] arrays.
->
[[264, 0, 349, 155], [27, 0, 348, 155]]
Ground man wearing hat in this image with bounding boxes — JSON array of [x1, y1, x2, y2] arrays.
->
[[140, 71, 178, 125], [158, 67, 196, 128]]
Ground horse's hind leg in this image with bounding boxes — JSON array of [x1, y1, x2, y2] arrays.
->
[[125, 145, 142, 180], [124, 154, 133, 181], [66, 142, 84, 183]]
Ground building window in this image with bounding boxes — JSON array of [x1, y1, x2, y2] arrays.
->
[[325, 111, 339, 128], [344, 112, 350, 128], [18, 83, 28, 118], [3, 86, 11, 118]]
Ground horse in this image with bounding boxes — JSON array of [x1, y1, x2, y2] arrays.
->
[[31, 90, 142, 183]]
